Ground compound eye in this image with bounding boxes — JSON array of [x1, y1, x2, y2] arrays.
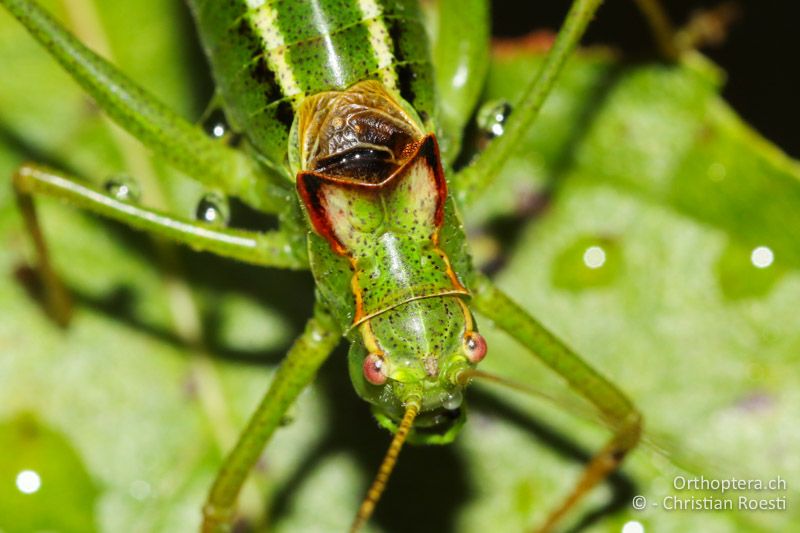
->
[[363, 353, 388, 385], [464, 332, 487, 364]]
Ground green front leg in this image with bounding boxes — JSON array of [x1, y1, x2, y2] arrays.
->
[[203, 303, 341, 532], [470, 273, 641, 531], [452, 0, 604, 208], [13, 164, 306, 269], [0, 0, 290, 214], [425, 0, 490, 164], [13, 163, 307, 323]]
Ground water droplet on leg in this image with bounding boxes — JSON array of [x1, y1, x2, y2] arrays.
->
[[104, 175, 140, 202], [477, 99, 513, 140], [442, 390, 463, 411], [202, 108, 232, 140], [196, 192, 231, 226]]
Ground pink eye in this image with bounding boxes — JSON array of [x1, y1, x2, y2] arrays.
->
[[363, 353, 388, 385], [464, 332, 487, 364]]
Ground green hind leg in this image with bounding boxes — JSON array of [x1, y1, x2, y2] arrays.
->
[[0, 0, 289, 213], [470, 273, 641, 532], [202, 303, 341, 532], [13, 164, 306, 324]]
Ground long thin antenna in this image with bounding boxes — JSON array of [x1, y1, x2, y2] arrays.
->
[[350, 400, 420, 533], [456, 369, 602, 428], [461, 370, 722, 481]]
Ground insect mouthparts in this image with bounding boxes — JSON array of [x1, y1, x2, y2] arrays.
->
[[423, 355, 439, 377]]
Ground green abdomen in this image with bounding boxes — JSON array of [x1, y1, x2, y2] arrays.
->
[[186, 0, 435, 168]]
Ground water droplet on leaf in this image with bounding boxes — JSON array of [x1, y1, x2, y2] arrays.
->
[[750, 246, 774, 269], [622, 521, 645, 533], [0, 413, 97, 531], [582, 245, 606, 269], [552, 236, 621, 290], [15, 470, 41, 494], [716, 242, 782, 301]]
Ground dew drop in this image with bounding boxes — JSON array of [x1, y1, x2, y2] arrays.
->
[[15, 470, 41, 494], [196, 192, 230, 226], [622, 521, 645, 533], [582, 245, 606, 269], [202, 108, 231, 140], [477, 99, 512, 139], [105, 175, 140, 203], [750, 246, 774, 269], [442, 390, 463, 411], [715, 242, 782, 301], [0, 413, 97, 531], [552, 236, 621, 290]]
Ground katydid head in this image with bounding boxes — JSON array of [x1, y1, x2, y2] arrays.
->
[[346, 296, 488, 443], [347, 301, 487, 533]]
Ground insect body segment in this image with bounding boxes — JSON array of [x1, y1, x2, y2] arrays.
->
[[187, 0, 435, 168], [298, 133, 468, 321], [295, 81, 485, 439]]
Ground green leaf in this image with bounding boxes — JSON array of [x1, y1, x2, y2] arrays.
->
[[0, 2, 797, 533]]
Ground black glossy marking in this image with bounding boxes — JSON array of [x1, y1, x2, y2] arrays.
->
[[236, 17, 250, 38], [316, 147, 396, 182], [251, 56, 281, 101], [445, 407, 462, 419], [387, 16, 406, 63], [236, 16, 268, 59], [386, 18, 416, 105], [299, 173, 324, 213], [396, 63, 416, 109], [276, 100, 295, 129], [421, 135, 438, 169]]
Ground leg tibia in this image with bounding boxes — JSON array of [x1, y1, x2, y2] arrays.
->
[[13, 164, 307, 270], [13, 171, 72, 326], [536, 412, 641, 532], [202, 304, 340, 531]]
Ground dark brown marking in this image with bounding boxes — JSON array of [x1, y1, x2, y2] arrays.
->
[[296, 135, 447, 256], [276, 100, 295, 130]]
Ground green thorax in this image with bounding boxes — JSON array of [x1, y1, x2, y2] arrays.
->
[[293, 81, 471, 332], [185, 0, 436, 171], [298, 133, 471, 332]]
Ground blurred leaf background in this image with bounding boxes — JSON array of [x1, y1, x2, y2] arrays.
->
[[0, 1, 798, 532]]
